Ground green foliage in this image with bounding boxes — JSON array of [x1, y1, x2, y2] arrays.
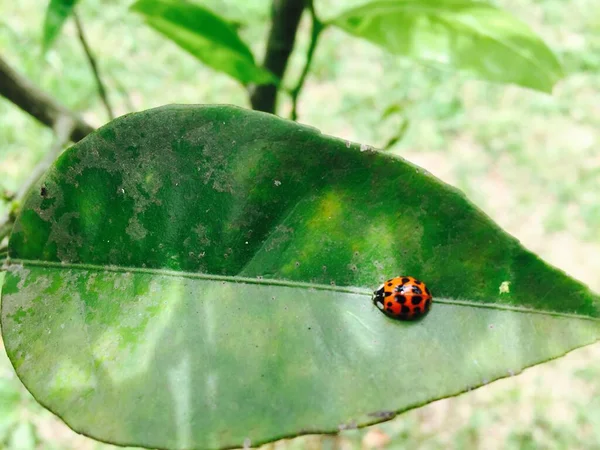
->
[[2, 105, 599, 449], [42, 0, 79, 52], [0, 379, 21, 443], [330, 0, 564, 93], [7, 422, 37, 450], [130, 0, 277, 85]]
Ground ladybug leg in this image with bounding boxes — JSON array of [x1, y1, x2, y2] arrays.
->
[[372, 285, 385, 310]]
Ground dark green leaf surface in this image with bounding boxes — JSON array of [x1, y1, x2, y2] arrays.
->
[[42, 0, 79, 52], [330, 0, 564, 93], [130, 0, 276, 85], [1, 105, 599, 450]]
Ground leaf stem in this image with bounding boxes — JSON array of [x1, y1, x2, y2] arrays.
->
[[249, 0, 306, 114], [290, 0, 325, 121], [73, 10, 114, 120]]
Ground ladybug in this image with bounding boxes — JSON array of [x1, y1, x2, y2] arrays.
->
[[373, 276, 432, 320]]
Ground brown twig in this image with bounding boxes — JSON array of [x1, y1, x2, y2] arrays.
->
[[289, 0, 324, 121], [250, 0, 306, 114], [73, 10, 114, 120], [0, 116, 76, 246], [0, 54, 95, 141]]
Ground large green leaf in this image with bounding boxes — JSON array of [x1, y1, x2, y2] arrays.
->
[[1, 105, 598, 450], [42, 0, 79, 52], [130, 0, 276, 85], [330, 0, 564, 93]]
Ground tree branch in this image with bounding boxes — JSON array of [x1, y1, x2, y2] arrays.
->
[[250, 0, 306, 114], [0, 54, 95, 142], [73, 10, 114, 120], [290, 0, 324, 121], [0, 116, 76, 247]]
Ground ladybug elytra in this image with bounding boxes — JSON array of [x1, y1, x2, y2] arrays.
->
[[372, 276, 432, 320]]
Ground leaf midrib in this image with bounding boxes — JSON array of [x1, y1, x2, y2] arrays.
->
[[7, 259, 599, 322]]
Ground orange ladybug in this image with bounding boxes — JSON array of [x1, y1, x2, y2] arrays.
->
[[372, 276, 432, 320]]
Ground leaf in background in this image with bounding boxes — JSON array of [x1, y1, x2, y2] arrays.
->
[[130, 0, 276, 85], [382, 117, 410, 150], [42, 0, 79, 52], [1, 105, 599, 449], [330, 0, 564, 93]]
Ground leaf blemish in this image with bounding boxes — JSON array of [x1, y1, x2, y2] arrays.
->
[[338, 421, 357, 430], [368, 410, 396, 420]]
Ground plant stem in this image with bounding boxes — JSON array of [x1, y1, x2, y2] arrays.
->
[[0, 116, 75, 245], [73, 10, 114, 120], [250, 0, 306, 114], [0, 54, 95, 142], [0, 247, 8, 270], [290, 0, 324, 121], [0, 220, 12, 244]]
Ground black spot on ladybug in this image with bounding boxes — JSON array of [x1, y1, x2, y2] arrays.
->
[[401, 277, 410, 284], [396, 295, 407, 304], [387, 283, 392, 287], [414, 279, 422, 285], [425, 299, 431, 309], [401, 305, 410, 314], [384, 291, 392, 297], [425, 287, 431, 296], [412, 285, 423, 295], [411, 296, 423, 305], [386, 302, 392, 307], [40, 186, 48, 197], [414, 306, 421, 314]]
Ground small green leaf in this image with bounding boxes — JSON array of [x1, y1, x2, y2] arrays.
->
[[42, 0, 79, 52], [330, 0, 564, 93], [382, 118, 410, 150], [130, 0, 276, 85], [1, 106, 598, 450]]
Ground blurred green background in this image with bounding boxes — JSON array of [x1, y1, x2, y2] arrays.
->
[[1, 0, 600, 448]]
